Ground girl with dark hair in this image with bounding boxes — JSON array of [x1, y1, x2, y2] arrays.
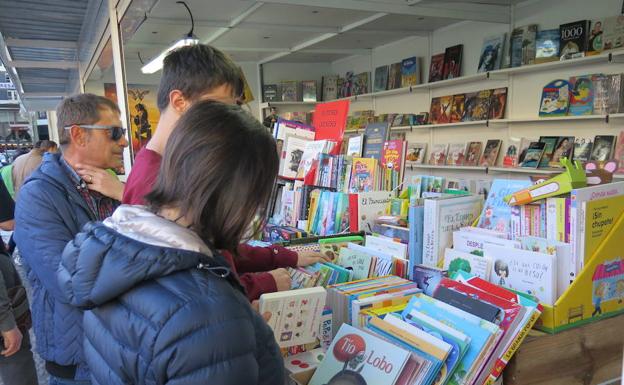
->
[[57, 101, 284, 385]]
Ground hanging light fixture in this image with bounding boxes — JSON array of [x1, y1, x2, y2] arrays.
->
[[141, 1, 198, 74]]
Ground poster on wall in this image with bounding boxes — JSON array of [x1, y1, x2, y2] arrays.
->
[[104, 83, 160, 159]]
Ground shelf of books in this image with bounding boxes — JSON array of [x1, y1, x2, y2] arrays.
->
[[426, 120, 505, 129]]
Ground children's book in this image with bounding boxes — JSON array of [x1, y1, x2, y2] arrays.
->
[[280, 134, 310, 178], [350, 190, 393, 233], [443, 248, 493, 280], [538, 136, 560, 168], [502, 138, 521, 167], [412, 264, 446, 296], [485, 244, 557, 305], [337, 246, 374, 280], [309, 323, 411, 385], [406, 143, 427, 165], [464, 142, 483, 166], [363, 122, 390, 161], [568, 75, 594, 116], [535, 29, 560, 63], [388, 62, 403, 89], [477, 179, 533, 235], [517, 236, 572, 298], [365, 234, 408, 260], [450, 94, 466, 123], [447, 142, 467, 166], [443, 45, 463, 79], [453, 230, 520, 256], [401, 295, 501, 385], [539, 79, 570, 116], [488, 87, 508, 120], [480, 139, 502, 167], [519, 142, 545, 168], [350, 158, 378, 193], [422, 195, 483, 268], [297, 140, 335, 179], [429, 143, 448, 166], [401, 56, 419, 87], [428, 53, 445, 82], [374, 65, 389, 92], [260, 287, 327, 348], [582, 194, 624, 267], [478, 34, 505, 72]]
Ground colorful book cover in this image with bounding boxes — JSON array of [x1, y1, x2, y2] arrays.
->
[[382, 140, 405, 172], [388, 62, 403, 89], [502, 138, 521, 167], [355, 191, 394, 234], [401, 295, 501, 385], [453, 230, 520, 256], [583, 195, 624, 265], [588, 19, 604, 54], [462, 92, 480, 122], [519, 142, 545, 168], [539, 79, 570, 117], [337, 247, 374, 280], [535, 29, 560, 63], [464, 142, 483, 166], [429, 97, 443, 124], [406, 143, 427, 165], [473, 89, 492, 121], [450, 94, 466, 123], [511, 25, 538, 66], [444, 248, 493, 280], [615, 131, 624, 174], [259, 286, 326, 348], [313, 100, 350, 151], [428, 53, 445, 82], [590, 135, 616, 162], [559, 20, 590, 59], [412, 264, 445, 296], [485, 244, 557, 305], [443, 44, 463, 80], [538, 136, 560, 168], [302, 80, 318, 102], [429, 143, 448, 166], [478, 34, 505, 72], [480, 139, 502, 167], [280, 134, 309, 178], [422, 195, 483, 268], [362, 122, 390, 161], [549, 136, 575, 167], [488, 87, 507, 120], [374, 65, 389, 92], [447, 142, 467, 166], [322, 75, 339, 101], [350, 158, 377, 193], [346, 134, 364, 157], [438, 95, 453, 124], [478, 179, 533, 235], [401, 56, 419, 87], [568, 75, 594, 116], [309, 323, 411, 385], [354, 72, 370, 95]]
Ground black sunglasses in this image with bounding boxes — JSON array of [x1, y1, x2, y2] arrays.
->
[[64, 125, 127, 141]]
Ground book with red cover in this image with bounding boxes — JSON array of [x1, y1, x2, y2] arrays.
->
[[313, 100, 351, 155], [437, 278, 526, 385]]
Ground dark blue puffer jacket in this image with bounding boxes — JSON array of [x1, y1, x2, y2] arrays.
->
[[57, 205, 284, 385]]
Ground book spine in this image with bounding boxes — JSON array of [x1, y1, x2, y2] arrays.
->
[[569, 201, 579, 281], [540, 201, 546, 238], [578, 201, 587, 271], [555, 198, 566, 242], [510, 206, 521, 241], [482, 309, 541, 385], [565, 197, 571, 243], [349, 193, 359, 232], [422, 201, 437, 267], [546, 198, 557, 241], [521, 205, 531, 237]]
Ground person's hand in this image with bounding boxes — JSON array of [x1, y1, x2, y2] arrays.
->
[[1, 327, 22, 357], [269, 268, 292, 292], [251, 300, 271, 322], [297, 251, 331, 267], [76, 164, 124, 201]]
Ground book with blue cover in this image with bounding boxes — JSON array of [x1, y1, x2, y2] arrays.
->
[[408, 205, 425, 278], [363, 122, 390, 161], [401, 295, 501, 385], [477, 179, 533, 236], [401, 56, 419, 87], [568, 75, 595, 116]]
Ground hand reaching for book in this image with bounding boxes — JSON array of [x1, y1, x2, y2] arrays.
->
[[296, 251, 331, 267], [269, 268, 292, 291]]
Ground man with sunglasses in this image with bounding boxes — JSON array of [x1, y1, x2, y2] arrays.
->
[[14, 93, 127, 385]]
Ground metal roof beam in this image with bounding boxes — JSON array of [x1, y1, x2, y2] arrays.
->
[[5, 38, 77, 50], [22, 92, 68, 98], [19, 77, 68, 84], [9, 60, 78, 69], [126, 42, 371, 55], [255, 0, 510, 24]]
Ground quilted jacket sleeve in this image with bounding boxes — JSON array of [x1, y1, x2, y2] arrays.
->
[[14, 180, 75, 302], [234, 244, 298, 273], [147, 289, 284, 385]]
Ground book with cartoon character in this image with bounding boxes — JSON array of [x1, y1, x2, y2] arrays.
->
[[568, 75, 595, 116], [477, 179, 533, 235], [260, 287, 327, 348], [539, 79, 570, 116], [309, 323, 412, 385]]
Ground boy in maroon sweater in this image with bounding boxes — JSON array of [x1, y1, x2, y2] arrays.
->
[[122, 44, 327, 300]]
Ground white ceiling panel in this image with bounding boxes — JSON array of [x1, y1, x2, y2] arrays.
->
[[268, 51, 348, 63], [148, 0, 256, 21], [357, 14, 456, 32], [213, 28, 317, 49], [310, 31, 408, 50], [245, 3, 376, 28]]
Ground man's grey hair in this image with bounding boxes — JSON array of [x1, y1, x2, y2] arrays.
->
[[56, 93, 120, 149]]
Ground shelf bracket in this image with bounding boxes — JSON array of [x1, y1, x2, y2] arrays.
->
[[409, 85, 413, 93], [606, 114, 610, 124]]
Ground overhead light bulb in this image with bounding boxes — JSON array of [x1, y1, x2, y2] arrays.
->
[[141, 37, 198, 74]]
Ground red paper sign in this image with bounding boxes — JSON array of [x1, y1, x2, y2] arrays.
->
[[312, 100, 350, 154]]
